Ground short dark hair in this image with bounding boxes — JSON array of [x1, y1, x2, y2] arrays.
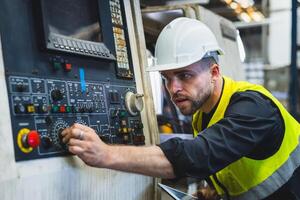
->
[[198, 57, 217, 71]]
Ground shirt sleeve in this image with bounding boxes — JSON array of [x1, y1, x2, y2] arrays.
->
[[158, 91, 284, 179]]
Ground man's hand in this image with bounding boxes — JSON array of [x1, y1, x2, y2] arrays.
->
[[61, 123, 175, 178], [196, 185, 220, 200], [61, 123, 109, 167]]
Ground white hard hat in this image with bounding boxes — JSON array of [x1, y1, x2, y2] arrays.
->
[[147, 17, 224, 72]]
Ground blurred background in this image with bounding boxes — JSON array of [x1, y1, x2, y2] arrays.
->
[[140, 0, 300, 135]]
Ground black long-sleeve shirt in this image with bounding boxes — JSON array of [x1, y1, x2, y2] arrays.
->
[[159, 90, 300, 199]]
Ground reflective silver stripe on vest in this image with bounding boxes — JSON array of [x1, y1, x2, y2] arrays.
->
[[231, 143, 300, 200]]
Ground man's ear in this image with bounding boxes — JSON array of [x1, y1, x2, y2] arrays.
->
[[210, 64, 220, 80]]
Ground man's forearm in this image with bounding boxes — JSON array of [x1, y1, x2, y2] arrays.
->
[[104, 145, 176, 179]]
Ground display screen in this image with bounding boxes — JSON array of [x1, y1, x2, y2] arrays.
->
[[43, 0, 102, 43]]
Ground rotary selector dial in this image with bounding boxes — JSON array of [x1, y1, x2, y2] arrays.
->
[[51, 120, 69, 149], [125, 91, 144, 116], [75, 119, 88, 126], [51, 89, 64, 101]]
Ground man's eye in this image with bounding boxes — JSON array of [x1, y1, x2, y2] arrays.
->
[[178, 73, 192, 80]]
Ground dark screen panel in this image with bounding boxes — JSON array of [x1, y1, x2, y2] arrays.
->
[[44, 0, 102, 42]]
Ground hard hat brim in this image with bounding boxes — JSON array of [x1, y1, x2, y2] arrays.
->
[[146, 48, 224, 72], [146, 60, 196, 72]]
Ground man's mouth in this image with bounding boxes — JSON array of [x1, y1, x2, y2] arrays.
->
[[173, 98, 189, 105]]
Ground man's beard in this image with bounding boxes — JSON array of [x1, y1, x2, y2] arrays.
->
[[189, 91, 211, 114], [172, 88, 211, 115]]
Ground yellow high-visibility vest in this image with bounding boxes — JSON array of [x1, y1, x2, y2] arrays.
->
[[192, 76, 300, 200]]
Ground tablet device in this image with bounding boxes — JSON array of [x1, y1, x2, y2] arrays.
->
[[158, 183, 198, 200]]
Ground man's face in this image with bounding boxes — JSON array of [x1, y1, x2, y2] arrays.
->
[[161, 61, 213, 115]]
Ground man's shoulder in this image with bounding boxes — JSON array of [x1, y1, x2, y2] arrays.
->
[[226, 90, 280, 119]]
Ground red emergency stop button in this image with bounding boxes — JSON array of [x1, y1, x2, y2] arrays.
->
[[27, 130, 41, 148], [17, 128, 41, 153]]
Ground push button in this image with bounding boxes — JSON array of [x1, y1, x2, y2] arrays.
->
[[119, 110, 127, 118], [17, 128, 41, 153], [59, 105, 66, 113], [66, 106, 72, 113], [65, 63, 72, 71], [26, 104, 35, 113], [27, 130, 41, 148], [51, 105, 59, 113], [53, 62, 61, 71]]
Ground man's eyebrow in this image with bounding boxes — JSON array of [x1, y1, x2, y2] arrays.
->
[[161, 69, 195, 78], [173, 69, 195, 75]]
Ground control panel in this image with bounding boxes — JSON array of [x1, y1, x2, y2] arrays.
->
[[0, 0, 146, 161], [9, 76, 144, 160]]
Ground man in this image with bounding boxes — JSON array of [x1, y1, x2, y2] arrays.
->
[[62, 18, 300, 200]]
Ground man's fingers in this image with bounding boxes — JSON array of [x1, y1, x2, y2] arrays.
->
[[72, 123, 91, 132], [68, 138, 85, 147], [68, 145, 84, 155], [62, 128, 82, 143], [60, 127, 69, 137]]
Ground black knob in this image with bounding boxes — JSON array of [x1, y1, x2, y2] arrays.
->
[[41, 136, 52, 149], [14, 104, 26, 114], [36, 104, 48, 113], [45, 116, 53, 126], [51, 89, 63, 101], [58, 128, 68, 150]]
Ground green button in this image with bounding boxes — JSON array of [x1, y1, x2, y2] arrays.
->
[[66, 106, 71, 113], [53, 62, 61, 70], [119, 110, 127, 118], [52, 105, 59, 113]]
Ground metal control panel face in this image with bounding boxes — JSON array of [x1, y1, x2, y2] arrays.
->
[[0, 0, 145, 161], [10, 77, 144, 160]]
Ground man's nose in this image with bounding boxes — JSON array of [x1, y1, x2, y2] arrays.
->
[[168, 78, 182, 94]]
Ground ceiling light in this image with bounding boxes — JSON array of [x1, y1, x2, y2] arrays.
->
[[235, 0, 254, 8], [222, 0, 265, 23], [234, 6, 243, 14], [250, 11, 264, 22], [223, 0, 233, 4], [239, 12, 252, 22], [230, 2, 238, 9]]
